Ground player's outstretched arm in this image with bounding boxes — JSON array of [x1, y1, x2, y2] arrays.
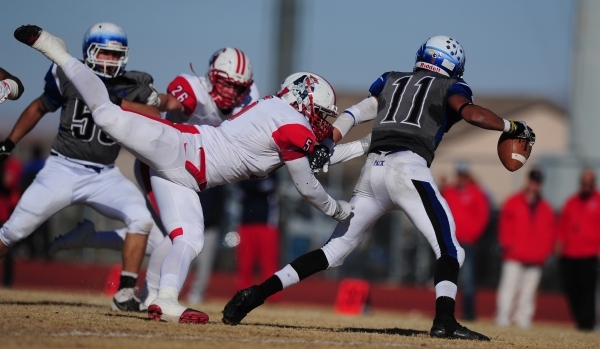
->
[[156, 93, 185, 113], [0, 67, 24, 102], [0, 97, 49, 162], [331, 96, 378, 143], [285, 156, 353, 221], [120, 99, 161, 118], [449, 94, 505, 131]]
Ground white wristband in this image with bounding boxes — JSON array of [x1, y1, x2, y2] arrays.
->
[[503, 119, 511, 132], [3, 79, 18, 99]]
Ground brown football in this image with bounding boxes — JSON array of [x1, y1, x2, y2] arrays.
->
[[497, 133, 533, 172]]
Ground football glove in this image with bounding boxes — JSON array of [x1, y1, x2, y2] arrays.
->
[[506, 120, 536, 146], [0, 81, 11, 104], [331, 200, 354, 222], [308, 144, 331, 173], [0, 138, 16, 163]]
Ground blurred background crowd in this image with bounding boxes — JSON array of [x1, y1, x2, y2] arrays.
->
[[1, 0, 599, 332]]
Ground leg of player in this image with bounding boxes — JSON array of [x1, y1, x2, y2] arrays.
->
[[387, 151, 489, 341], [222, 164, 387, 325], [147, 174, 208, 324]]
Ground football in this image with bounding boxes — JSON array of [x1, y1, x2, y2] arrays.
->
[[497, 133, 533, 172]]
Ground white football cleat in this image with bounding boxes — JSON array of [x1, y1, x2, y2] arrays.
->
[[148, 287, 209, 324], [111, 287, 144, 312], [48, 219, 96, 255]]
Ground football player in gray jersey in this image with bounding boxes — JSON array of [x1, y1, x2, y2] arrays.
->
[[223, 36, 536, 341], [0, 67, 24, 104], [0, 22, 163, 312]]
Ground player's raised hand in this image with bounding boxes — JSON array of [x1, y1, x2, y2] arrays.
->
[[331, 200, 354, 222], [308, 144, 331, 173], [0, 81, 12, 104], [0, 139, 15, 163]]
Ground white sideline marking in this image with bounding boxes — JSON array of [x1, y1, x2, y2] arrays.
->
[[7, 330, 486, 348]]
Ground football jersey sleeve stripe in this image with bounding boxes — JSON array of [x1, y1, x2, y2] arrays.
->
[[272, 123, 316, 162]]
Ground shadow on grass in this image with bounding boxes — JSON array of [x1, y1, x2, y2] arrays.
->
[[103, 312, 150, 321], [242, 322, 427, 337], [0, 300, 104, 308]]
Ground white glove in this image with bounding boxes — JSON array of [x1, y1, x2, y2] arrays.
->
[[0, 81, 11, 104], [331, 200, 354, 222], [146, 83, 161, 108]]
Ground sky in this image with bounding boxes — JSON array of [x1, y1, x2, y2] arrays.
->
[[0, 0, 575, 139]]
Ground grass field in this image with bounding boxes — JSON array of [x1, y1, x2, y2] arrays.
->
[[1, 288, 598, 349]]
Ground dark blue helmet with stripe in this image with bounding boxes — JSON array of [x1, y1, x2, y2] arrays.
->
[[414, 35, 465, 78]]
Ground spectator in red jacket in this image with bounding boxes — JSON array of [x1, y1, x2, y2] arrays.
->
[[495, 168, 555, 328], [441, 160, 490, 320], [1, 157, 22, 287], [556, 169, 600, 330]]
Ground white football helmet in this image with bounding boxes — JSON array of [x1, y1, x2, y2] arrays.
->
[[82, 22, 129, 79], [206, 47, 253, 110], [277, 72, 338, 142]]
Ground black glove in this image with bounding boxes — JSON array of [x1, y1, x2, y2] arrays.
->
[[108, 92, 123, 106], [0, 138, 15, 163], [308, 144, 331, 172], [507, 120, 536, 146]]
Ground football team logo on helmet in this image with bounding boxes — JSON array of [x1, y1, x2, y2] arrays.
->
[[415, 35, 465, 78], [206, 47, 253, 110], [277, 72, 338, 143], [82, 22, 129, 79]]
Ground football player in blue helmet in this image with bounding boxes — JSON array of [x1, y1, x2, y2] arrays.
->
[[83, 22, 129, 79], [414, 35, 465, 78]]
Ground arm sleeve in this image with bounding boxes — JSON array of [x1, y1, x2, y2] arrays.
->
[[329, 134, 370, 166], [272, 123, 316, 161], [285, 156, 337, 216], [368, 73, 388, 98], [167, 76, 198, 116], [333, 97, 378, 137], [39, 63, 63, 112]]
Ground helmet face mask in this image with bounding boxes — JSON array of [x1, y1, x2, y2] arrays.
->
[[83, 22, 129, 79], [414, 35, 465, 78], [206, 48, 253, 110], [277, 73, 338, 143]]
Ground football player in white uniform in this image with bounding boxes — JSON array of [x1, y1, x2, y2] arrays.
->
[[1, 23, 164, 312], [50, 47, 260, 308], [222, 36, 535, 341], [0, 67, 24, 103], [15, 24, 356, 324]]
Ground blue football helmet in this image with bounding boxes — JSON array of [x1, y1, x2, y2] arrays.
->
[[82, 22, 129, 78], [414, 35, 465, 78]]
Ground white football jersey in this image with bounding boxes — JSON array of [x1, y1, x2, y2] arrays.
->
[[164, 74, 259, 126], [198, 96, 317, 187]]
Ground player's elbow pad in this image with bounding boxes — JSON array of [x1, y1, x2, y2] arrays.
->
[[333, 96, 378, 137]]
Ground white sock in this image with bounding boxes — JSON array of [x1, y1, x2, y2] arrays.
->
[[121, 270, 138, 279], [159, 241, 197, 293], [435, 280, 458, 300], [31, 30, 71, 67], [275, 264, 300, 289], [145, 237, 171, 298]]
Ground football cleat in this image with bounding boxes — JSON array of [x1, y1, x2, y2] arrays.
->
[[111, 287, 144, 312], [222, 285, 264, 325], [14, 25, 67, 53], [48, 219, 96, 255], [148, 297, 209, 324], [430, 318, 490, 341]]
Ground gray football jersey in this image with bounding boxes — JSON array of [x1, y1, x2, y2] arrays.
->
[[368, 70, 471, 166], [39, 63, 156, 165]]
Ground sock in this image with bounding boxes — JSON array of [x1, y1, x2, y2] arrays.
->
[[257, 275, 284, 300], [144, 237, 171, 300], [119, 271, 138, 290], [435, 296, 457, 322], [31, 30, 71, 67], [433, 255, 460, 321], [159, 241, 197, 294]]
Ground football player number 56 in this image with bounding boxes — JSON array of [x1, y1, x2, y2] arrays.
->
[[71, 99, 115, 146]]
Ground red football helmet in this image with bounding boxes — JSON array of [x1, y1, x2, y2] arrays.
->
[[206, 47, 253, 110]]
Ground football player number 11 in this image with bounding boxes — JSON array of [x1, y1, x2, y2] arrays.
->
[[380, 76, 435, 128]]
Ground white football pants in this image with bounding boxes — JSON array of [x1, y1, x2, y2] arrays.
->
[[0, 154, 153, 247], [321, 151, 465, 269]]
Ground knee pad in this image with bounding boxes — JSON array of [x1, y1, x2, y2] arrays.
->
[[321, 236, 355, 269], [127, 215, 153, 236], [170, 229, 204, 257]]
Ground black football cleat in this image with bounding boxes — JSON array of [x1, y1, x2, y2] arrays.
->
[[14, 25, 43, 46], [222, 286, 264, 325], [430, 318, 491, 341]]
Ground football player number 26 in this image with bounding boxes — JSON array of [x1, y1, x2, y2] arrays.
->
[[381, 76, 435, 127]]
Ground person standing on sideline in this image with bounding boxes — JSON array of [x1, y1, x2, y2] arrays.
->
[[556, 169, 600, 330], [496, 169, 555, 328], [236, 174, 280, 294], [441, 160, 490, 321]]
